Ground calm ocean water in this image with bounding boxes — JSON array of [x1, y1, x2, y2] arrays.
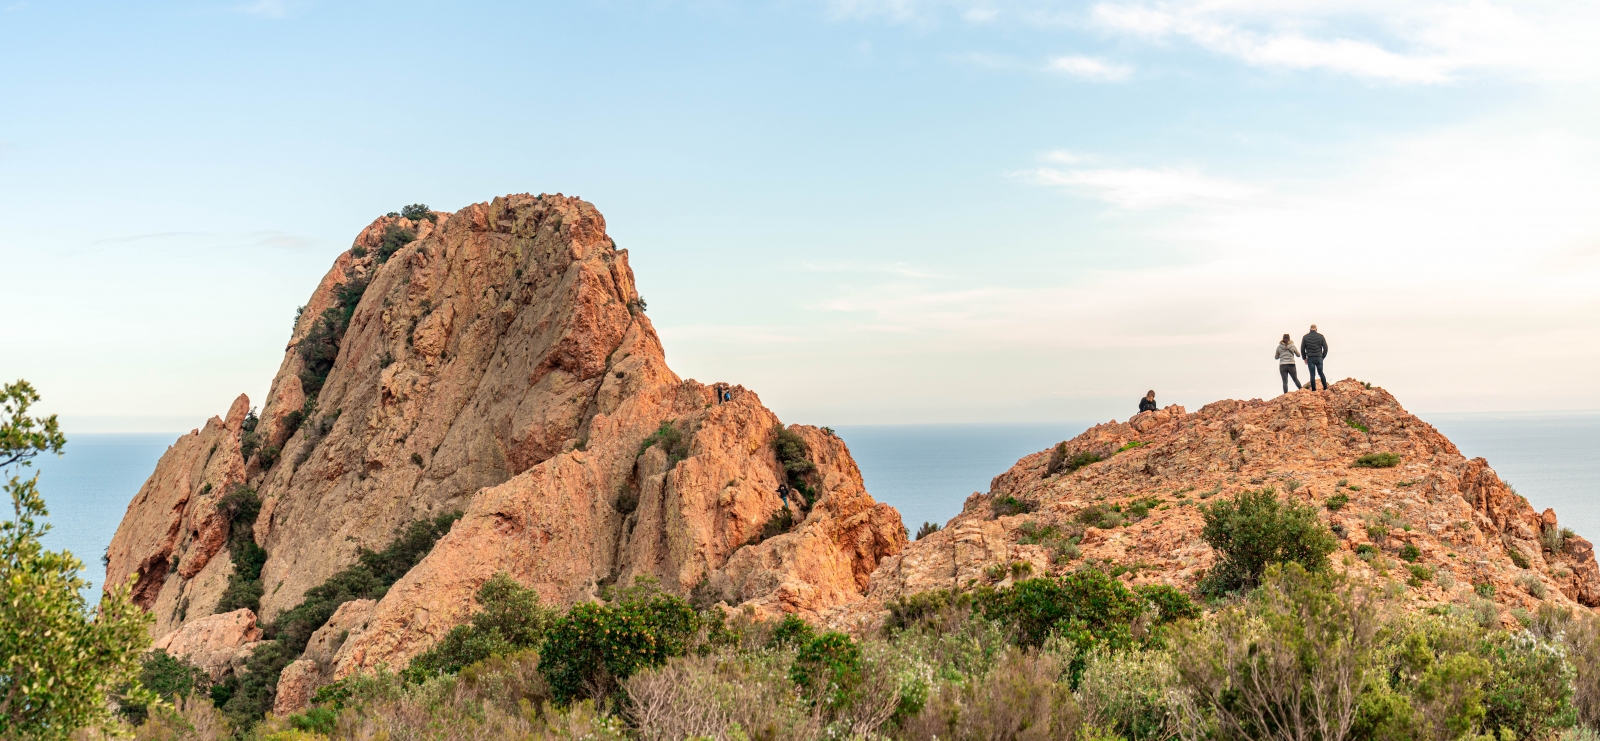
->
[[30, 413, 1600, 598]]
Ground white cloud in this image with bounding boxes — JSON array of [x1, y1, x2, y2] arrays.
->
[[1087, 0, 1600, 83], [1023, 164, 1257, 209], [963, 7, 997, 22], [1045, 54, 1134, 81]]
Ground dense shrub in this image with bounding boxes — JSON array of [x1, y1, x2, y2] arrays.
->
[[1177, 564, 1381, 741], [539, 586, 700, 705], [1045, 442, 1103, 477], [1482, 630, 1577, 738], [638, 419, 689, 464], [900, 647, 1080, 741], [214, 485, 266, 614], [1355, 452, 1402, 468], [991, 495, 1037, 517], [118, 650, 210, 724], [1077, 648, 1191, 741], [790, 632, 862, 712], [275, 512, 462, 655], [1198, 487, 1338, 595], [915, 521, 941, 540], [400, 203, 436, 222], [405, 573, 556, 681], [884, 588, 974, 635], [1400, 542, 1422, 562], [374, 224, 416, 263], [771, 425, 817, 504], [297, 271, 371, 399], [748, 506, 795, 546]]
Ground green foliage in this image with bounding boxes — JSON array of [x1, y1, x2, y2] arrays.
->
[[288, 705, 338, 735], [973, 570, 1188, 682], [1518, 574, 1547, 599], [771, 426, 816, 503], [296, 271, 371, 400], [1355, 452, 1402, 468], [0, 381, 153, 740], [375, 223, 416, 263], [1407, 564, 1436, 587], [1327, 493, 1350, 511], [767, 614, 816, 648], [639, 419, 690, 464], [1134, 584, 1200, 624], [274, 511, 462, 656], [1508, 547, 1531, 569], [1476, 582, 1497, 599], [239, 407, 261, 461], [883, 588, 973, 635], [218, 638, 289, 728], [748, 506, 795, 545], [539, 586, 699, 705], [1177, 564, 1381, 741], [1075, 504, 1127, 529], [1400, 542, 1422, 562], [1046, 442, 1103, 477], [915, 521, 941, 540], [119, 649, 210, 724], [400, 203, 436, 222], [789, 632, 862, 712], [404, 573, 556, 681], [1198, 487, 1338, 595], [1347, 417, 1371, 433], [1481, 630, 1577, 739], [1542, 525, 1569, 554], [991, 495, 1037, 517], [215, 485, 266, 614]]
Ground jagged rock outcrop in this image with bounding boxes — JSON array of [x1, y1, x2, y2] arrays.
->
[[105, 397, 252, 637], [848, 379, 1599, 630], [149, 608, 263, 681], [107, 193, 906, 711]]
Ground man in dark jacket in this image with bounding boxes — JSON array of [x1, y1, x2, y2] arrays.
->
[[1302, 325, 1329, 390]]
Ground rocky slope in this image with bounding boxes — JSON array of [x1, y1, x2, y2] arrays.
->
[[847, 379, 1600, 629], [107, 194, 906, 709]]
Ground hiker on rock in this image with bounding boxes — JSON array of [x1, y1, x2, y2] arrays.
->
[[778, 482, 790, 507], [1302, 324, 1329, 390], [1138, 390, 1158, 413], [1276, 334, 1302, 393]]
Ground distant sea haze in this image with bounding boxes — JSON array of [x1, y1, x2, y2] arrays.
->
[[34, 412, 1600, 597]]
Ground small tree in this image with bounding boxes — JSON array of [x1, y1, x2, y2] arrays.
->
[[1199, 487, 1337, 595], [0, 380, 153, 739]]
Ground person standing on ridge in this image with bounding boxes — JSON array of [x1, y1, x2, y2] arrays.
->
[[1302, 324, 1329, 390], [1276, 334, 1302, 393], [1139, 390, 1158, 413]]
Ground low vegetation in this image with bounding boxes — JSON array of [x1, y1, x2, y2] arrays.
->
[[771, 425, 817, 506], [1044, 442, 1102, 478], [1198, 486, 1338, 595], [214, 486, 267, 614], [1354, 452, 1402, 468]]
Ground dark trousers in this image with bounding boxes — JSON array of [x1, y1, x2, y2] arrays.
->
[[1280, 364, 1301, 393], [1306, 357, 1328, 390]]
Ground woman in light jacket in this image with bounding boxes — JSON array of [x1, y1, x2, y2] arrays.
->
[[1276, 334, 1301, 393]]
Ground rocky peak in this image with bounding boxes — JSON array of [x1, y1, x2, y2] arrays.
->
[[854, 379, 1598, 629], [107, 194, 906, 702]]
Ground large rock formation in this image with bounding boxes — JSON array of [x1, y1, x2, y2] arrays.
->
[[107, 194, 906, 709], [847, 379, 1600, 629]]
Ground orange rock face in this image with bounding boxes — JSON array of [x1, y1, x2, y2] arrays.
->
[[854, 380, 1599, 629], [106, 194, 906, 707], [105, 395, 251, 637]]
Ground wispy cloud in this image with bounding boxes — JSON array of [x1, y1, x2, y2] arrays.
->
[[91, 231, 212, 245], [1022, 163, 1257, 209], [1045, 54, 1134, 81], [798, 260, 941, 279]]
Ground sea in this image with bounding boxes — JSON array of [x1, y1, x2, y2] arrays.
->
[[29, 413, 1600, 598]]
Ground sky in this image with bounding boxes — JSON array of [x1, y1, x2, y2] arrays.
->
[[2, 0, 1598, 432]]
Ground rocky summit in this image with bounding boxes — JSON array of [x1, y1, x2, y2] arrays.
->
[[846, 379, 1599, 630], [105, 194, 906, 713]]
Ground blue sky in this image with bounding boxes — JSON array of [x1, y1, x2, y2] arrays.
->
[[3, 0, 1598, 431]]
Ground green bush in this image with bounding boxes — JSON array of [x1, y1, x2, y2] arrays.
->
[[1197, 487, 1338, 596], [404, 573, 555, 681], [374, 224, 416, 263], [1075, 504, 1127, 529], [539, 587, 699, 705], [1475, 582, 1496, 599], [1482, 630, 1577, 738], [1400, 542, 1422, 562], [915, 521, 941, 540], [767, 614, 816, 648], [1508, 547, 1531, 569], [215, 485, 266, 614], [1346, 418, 1371, 433], [297, 271, 371, 398], [883, 589, 974, 635], [400, 203, 436, 222], [1046, 442, 1103, 477], [992, 495, 1037, 517], [790, 632, 863, 712], [1355, 452, 1402, 468], [274, 511, 462, 656], [749, 506, 796, 545], [118, 649, 209, 724], [639, 419, 689, 463], [1134, 584, 1200, 624], [1326, 493, 1350, 511], [771, 425, 817, 503]]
